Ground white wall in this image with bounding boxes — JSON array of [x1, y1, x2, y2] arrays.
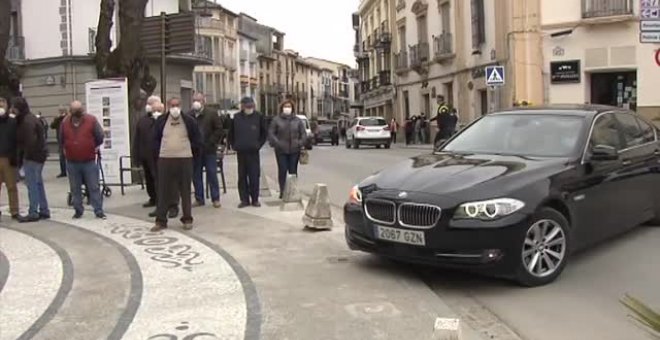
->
[[145, 0, 180, 17], [71, 0, 105, 56], [21, 0, 61, 59]]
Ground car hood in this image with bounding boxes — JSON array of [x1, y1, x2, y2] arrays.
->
[[361, 152, 571, 199]]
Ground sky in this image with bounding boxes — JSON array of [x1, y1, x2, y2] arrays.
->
[[214, 0, 357, 67]]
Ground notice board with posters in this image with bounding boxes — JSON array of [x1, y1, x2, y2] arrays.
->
[[550, 60, 581, 84], [85, 78, 131, 185]]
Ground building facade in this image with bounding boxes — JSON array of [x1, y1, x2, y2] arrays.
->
[[541, 0, 660, 120], [192, 0, 238, 110], [237, 29, 258, 102], [354, 0, 396, 119], [12, 0, 207, 117], [305, 57, 355, 118]]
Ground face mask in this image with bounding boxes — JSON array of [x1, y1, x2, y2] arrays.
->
[[72, 110, 83, 117], [145, 104, 153, 113], [0, 108, 5, 117], [170, 108, 181, 118], [282, 107, 292, 115], [192, 101, 203, 111], [152, 111, 162, 119], [244, 108, 254, 115]]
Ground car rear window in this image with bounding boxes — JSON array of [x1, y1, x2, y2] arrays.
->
[[360, 118, 387, 126]]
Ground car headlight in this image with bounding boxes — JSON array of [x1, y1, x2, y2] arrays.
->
[[453, 198, 525, 220], [348, 185, 362, 204]]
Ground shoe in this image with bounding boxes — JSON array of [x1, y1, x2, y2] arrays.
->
[[142, 200, 156, 208], [168, 207, 179, 218], [212, 201, 222, 208], [39, 213, 51, 220], [148, 210, 157, 218], [238, 202, 250, 209], [73, 211, 83, 219], [182, 223, 193, 230], [150, 223, 167, 232], [252, 202, 262, 208], [18, 215, 40, 223], [57, 174, 67, 178], [192, 201, 205, 208], [96, 213, 107, 220], [11, 214, 20, 220]]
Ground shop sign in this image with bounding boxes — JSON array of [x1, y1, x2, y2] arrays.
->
[[550, 60, 581, 84]]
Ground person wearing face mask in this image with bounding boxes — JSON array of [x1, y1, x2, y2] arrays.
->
[[189, 93, 224, 208], [0, 97, 20, 221], [60, 100, 106, 220], [133, 95, 163, 209], [151, 97, 202, 231], [228, 97, 268, 208], [13, 96, 50, 223], [268, 100, 306, 199]]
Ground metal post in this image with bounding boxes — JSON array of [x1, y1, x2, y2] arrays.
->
[[160, 12, 167, 101]]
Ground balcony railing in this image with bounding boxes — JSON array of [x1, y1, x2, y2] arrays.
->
[[361, 80, 371, 93], [379, 70, 392, 86], [196, 16, 225, 32], [582, 0, 633, 18], [6, 36, 25, 61], [433, 32, 453, 60], [409, 42, 430, 68], [395, 51, 409, 71], [371, 76, 379, 89]]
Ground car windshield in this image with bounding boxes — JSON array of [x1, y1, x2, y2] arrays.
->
[[360, 118, 387, 126], [441, 114, 585, 157]]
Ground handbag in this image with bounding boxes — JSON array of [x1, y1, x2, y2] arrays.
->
[[299, 150, 309, 165]]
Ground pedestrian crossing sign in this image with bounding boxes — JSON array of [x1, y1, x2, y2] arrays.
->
[[486, 66, 505, 86]]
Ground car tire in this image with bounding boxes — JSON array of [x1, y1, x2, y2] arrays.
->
[[353, 139, 360, 149], [345, 138, 352, 149], [384, 143, 391, 149], [376, 145, 381, 149], [514, 207, 571, 287]]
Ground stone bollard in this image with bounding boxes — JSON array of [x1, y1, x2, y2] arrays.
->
[[432, 318, 461, 340], [303, 184, 333, 231], [280, 174, 304, 211], [259, 168, 271, 198]]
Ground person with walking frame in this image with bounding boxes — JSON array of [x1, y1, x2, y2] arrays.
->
[[60, 100, 106, 219]]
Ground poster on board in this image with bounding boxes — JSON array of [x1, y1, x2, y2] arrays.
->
[[85, 78, 131, 185]]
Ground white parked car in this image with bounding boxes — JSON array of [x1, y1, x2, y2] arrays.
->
[[346, 117, 391, 149], [297, 115, 314, 150]]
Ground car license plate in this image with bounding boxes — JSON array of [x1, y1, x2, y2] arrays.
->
[[367, 128, 380, 132], [374, 225, 426, 246]]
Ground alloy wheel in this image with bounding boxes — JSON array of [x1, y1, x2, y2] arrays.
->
[[521, 219, 567, 278]]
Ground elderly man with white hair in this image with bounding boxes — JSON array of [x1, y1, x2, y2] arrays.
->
[[134, 95, 163, 209]]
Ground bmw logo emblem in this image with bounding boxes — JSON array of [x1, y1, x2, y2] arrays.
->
[[398, 192, 408, 199]]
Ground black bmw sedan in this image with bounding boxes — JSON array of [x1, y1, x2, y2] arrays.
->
[[344, 105, 660, 286]]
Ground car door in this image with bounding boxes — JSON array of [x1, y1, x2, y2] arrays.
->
[[347, 119, 358, 141], [613, 112, 659, 227], [571, 112, 627, 248]]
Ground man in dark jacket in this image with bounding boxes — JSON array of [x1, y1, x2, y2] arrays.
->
[[151, 97, 203, 232], [189, 93, 224, 208], [61, 100, 106, 220], [51, 107, 68, 178], [0, 97, 20, 221], [133, 96, 161, 208], [228, 97, 267, 208], [13, 97, 50, 223]]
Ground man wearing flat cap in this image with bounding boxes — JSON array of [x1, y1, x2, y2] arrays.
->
[[228, 97, 268, 208]]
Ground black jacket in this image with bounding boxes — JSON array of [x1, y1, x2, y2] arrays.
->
[[268, 114, 306, 154], [0, 115, 18, 166], [16, 113, 48, 164], [153, 112, 203, 159], [228, 111, 267, 153], [51, 115, 66, 142], [190, 107, 224, 155], [133, 113, 157, 164]]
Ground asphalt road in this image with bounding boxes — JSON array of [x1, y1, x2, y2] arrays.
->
[[262, 143, 660, 340]]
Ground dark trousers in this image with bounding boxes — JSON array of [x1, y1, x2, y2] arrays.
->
[[156, 158, 193, 226], [275, 152, 300, 195], [391, 132, 397, 144], [58, 144, 67, 176], [405, 132, 412, 145], [141, 157, 157, 203], [237, 151, 260, 204], [193, 154, 220, 203]]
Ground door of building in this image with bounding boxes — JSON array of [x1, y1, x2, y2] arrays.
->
[[590, 71, 637, 109], [479, 90, 488, 116], [423, 94, 431, 116]]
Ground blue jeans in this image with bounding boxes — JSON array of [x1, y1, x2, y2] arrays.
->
[[67, 161, 104, 215], [193, 154, 220, 203], [275, 152, 300, 195], [23, 161, 50, 218]]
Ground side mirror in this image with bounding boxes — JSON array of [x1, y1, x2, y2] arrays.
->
[[591, 144, 619, 161]]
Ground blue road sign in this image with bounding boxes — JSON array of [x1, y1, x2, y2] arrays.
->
[[485, 66, 505, 86]]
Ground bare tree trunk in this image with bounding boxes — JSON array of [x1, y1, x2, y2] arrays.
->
[[94, 0, 115, 78], [0, 0, 20, 100]]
